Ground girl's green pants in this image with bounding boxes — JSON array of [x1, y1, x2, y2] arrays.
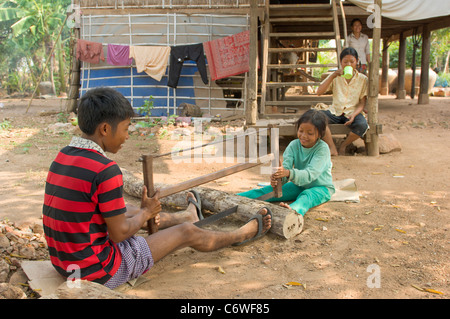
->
[[237, 182, 331, 216]]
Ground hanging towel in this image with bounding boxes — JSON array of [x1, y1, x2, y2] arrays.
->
[[203, 30, 252, 81], [129, 46, 171, 81], [107, 44, 133, 66], [76, 39, 105, 64], [168, 43, 208, 88]]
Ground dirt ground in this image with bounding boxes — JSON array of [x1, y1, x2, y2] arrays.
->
[[0, 94, 448, 300]]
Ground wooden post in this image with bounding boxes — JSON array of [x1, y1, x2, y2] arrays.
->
[[397, 32, 407, 99], [418, 24, 431, 105], [331, 0, 342, 68], [245, 0, 258, 125], [366, 0, 381, 156], [268, 125, 282, 198], [339, 0, 348, 46], [380, 38, 389, 95], [410, 29, 420, 99], [260, 1, 270, 116], [270, 126, 282, 198]]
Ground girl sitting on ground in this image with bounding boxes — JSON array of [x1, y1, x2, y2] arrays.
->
[[237, 109, 334, 217], [317, 47, 369, 156]]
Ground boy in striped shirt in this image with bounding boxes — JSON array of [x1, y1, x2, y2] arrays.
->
[[43, 87, 272, 289]]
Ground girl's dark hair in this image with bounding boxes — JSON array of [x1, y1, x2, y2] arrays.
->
[[340, 46, 358, 62], [295, 109, 328, 138], [77, 87, 135, 135]]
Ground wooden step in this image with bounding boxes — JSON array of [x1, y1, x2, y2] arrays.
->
[[266, 82, 322, 87], [271, 95, 332, 102], [264, 100, 331, 106], [269, 17, 333, 23], [269, 4, 332, 18], [268, 47, 336, 53], [269, 4, 331, 10], [267, 63, 338, 69], [269, 32, 335, 38]]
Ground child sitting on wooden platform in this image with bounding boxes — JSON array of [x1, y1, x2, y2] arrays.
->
[[237, 109, 334, 217]]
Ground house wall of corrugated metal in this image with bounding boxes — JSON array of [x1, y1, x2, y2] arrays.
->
[[79, 0, 261, 9], [79, 11, 250, 116]]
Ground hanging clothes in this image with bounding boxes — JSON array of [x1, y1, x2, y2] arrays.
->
[[76, 39, 105, 64], [203, 30, 252, 81], [107, 44, 133, 66], [168, 44, 208, 88], [129, 46, 171, 81]]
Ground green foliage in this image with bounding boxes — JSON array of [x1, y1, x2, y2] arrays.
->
[[166, 114, 178, 126], [0, 119, 11, 130], [436, 72, 450, 87], [137, 96, 155, 118], [388, 28, 450, 72], [0, 0, 72, 94], [438, 72, 450, 82], [312, 40, 338, 78], [4, 71, 24, 93], [135, 96, 157, 128]]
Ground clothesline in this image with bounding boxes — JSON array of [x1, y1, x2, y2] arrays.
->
[[76, 30, 251, 88]]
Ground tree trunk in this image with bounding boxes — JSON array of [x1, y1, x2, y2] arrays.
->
[[48, 40, 56, 95], [57, 37, 66, 94], [25, 57, 40, 96], [121, 168, 304, 239]]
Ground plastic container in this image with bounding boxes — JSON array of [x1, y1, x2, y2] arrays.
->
[[342, 66, 353, 80]]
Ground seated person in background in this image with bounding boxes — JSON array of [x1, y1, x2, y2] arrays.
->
[[316, 47, 369, 156], [237, 109, 334, 217]]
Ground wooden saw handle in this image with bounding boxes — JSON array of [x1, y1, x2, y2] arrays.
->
[[142, 155, 159, 234]]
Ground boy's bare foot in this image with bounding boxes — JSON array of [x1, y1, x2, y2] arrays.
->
[[155, 191, 201, 229], [338, 144, 347, 156], [234, 208, 272, 246]]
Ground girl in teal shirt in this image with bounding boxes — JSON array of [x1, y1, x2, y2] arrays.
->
[[237, 109, 334, 216]]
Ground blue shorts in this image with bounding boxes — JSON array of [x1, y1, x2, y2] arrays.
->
[[322, 109, 368, 137], [104, 236, 154, 289]]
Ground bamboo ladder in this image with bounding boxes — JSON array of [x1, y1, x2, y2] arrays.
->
[[260, 0, 344, 116]]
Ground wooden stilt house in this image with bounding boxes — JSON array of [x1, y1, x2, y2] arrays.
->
[[66, 0, 450, 156]]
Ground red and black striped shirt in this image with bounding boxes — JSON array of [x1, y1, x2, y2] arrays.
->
[[43, 142, 125, 284]]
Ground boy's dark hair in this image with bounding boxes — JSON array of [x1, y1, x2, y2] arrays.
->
[[351, 18, 363, 27], [77, 87, 135, 135], [295, 109, 328, 138], [340, 46, 359, 62]]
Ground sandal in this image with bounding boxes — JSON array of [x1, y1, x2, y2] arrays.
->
[[187, 190, 204, 221], [233, 207, 272, 246]]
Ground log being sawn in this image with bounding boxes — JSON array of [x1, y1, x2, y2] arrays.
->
[[121, 168, 304, 239]]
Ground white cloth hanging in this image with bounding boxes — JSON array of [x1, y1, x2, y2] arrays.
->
[[348, 0, 450, 21]]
